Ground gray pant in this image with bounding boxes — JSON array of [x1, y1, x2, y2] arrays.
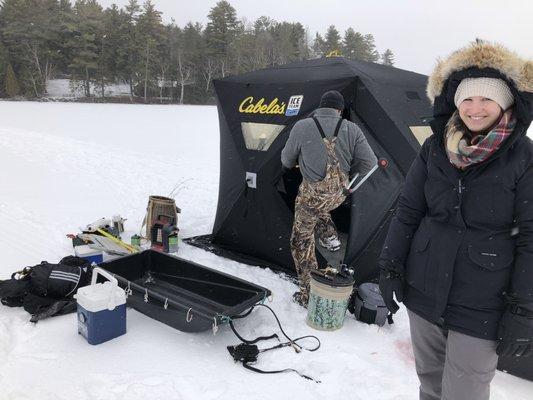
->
[[407, 310, 498, 400]]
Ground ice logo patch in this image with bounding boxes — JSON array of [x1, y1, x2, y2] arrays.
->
[[285, 95, 304, 116]]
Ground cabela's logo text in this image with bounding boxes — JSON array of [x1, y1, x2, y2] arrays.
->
[[238, 97, 286, 115]]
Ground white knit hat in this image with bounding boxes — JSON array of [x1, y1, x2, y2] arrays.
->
[[454, 77, 514, 110]]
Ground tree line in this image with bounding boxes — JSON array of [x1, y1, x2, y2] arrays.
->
[[0, 0, 396, 104]]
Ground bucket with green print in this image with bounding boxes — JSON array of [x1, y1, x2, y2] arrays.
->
[[307, 269, 354, 331]]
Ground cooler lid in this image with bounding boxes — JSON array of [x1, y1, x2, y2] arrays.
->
[[75, 282, 126, 312]]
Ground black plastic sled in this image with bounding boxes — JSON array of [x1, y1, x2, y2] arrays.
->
[[98, 250, 271, 333]]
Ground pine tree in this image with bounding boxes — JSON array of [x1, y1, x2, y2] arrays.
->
[[362, 34, 380, 62], [342, 28, 365, 61], [68, 0, 103, 97], [43, 0, 64, 83], [122, 0, 141, 97], [285, 22, 307, 61], [124, 0, 141, 21], [56, 0, 76, 75], [136, 0, 164, 101], [294, 23, 309, 61], [324, 25, 341, 56], [101, 4, 131, 94], [204, 0, 238, 77], [253, 15, 274, 33], [381, 49, 394, 66], [252, 16, 275, 67], [311, 32, 325, 58], [271, 22, 296, 64], [227, 19, 252, 74]]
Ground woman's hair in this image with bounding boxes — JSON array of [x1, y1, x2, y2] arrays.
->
[[446, 110, 472, 138]]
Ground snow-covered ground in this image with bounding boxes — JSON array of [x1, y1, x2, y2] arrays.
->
[[0, 102, 531, 400]]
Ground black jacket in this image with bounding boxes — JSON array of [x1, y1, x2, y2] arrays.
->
[[380, 42, 533, 340]]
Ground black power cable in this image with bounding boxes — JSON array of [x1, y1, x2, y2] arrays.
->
[[227, 303, 321, 382]]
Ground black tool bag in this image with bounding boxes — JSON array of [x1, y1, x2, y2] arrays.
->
[[0, 256, 92, 322]]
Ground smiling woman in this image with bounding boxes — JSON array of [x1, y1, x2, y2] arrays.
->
[[378, 39, 533, 399]]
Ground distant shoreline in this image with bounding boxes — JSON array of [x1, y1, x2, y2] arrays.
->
[[0, 97, 216, 106]]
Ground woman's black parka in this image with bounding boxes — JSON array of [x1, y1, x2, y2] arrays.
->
[[380, 41, 533, 340]]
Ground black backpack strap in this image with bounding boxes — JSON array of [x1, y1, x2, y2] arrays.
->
[[312, 117, 326, 139], [333, 118, 343, 138]]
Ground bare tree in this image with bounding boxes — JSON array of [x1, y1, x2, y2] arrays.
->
[[24, 41, 55, 96], [176, 50, 194, 104], [202, 58, 216, 93], [220, 59, 227, 78]]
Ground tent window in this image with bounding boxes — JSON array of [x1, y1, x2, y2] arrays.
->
[[241, 122, 286, 151], [409, 126, 433, 145], [405, 91, 421, 100]]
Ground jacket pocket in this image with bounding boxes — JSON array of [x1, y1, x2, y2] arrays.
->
[[467, 246, 513, 271], [457, 244, 514, 309], [405, 235, 431, 292]]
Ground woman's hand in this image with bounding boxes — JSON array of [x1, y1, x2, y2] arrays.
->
[[378, 261, 404, 314], [497, 306, 533, 357]]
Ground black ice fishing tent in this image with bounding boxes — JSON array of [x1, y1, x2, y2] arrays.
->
[[193, 57, 433, 283]]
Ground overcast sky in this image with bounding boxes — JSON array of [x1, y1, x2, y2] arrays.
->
[[97, 0, 532, 75]]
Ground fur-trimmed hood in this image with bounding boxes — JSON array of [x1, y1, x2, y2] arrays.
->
[[427, 40, 532, 104]]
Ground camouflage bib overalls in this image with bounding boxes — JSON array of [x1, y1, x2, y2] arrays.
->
[[290, 117, 348, 303]]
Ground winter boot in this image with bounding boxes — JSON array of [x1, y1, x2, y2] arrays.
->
[[292, 291, 308, 309], [318, 236, 341, 252]]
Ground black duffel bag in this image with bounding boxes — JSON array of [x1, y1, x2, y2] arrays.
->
[[0, 256, 92, 322]]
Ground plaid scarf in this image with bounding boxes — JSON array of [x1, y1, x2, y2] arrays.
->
[[445, 108, 516, 169]]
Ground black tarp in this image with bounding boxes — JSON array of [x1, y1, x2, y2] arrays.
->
[[192, 57, 432, 283]]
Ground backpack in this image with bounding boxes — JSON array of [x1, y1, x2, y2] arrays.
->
[[0, 256, 92, 322]]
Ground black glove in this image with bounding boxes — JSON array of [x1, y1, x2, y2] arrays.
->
[[378, 263, 404, 314], [496, 306, 533, 357]]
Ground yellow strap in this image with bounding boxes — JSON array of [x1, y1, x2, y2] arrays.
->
[[96, 228, 138, 253]]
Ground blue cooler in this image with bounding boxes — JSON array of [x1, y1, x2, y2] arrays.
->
[[74, 245, 103, 264], [74, 267, 126, 345]]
